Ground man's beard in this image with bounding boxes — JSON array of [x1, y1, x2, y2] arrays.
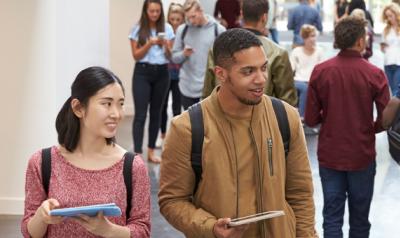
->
[[227, 76, 262, 106]]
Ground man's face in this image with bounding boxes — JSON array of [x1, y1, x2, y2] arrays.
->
[[220, 46, 268, 106], [185, 7, 203, 26]]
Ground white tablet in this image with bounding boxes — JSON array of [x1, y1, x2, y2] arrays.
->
[[228, 210, 285, 227]]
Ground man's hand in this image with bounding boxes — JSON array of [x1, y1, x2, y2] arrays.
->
[[213, 218, 249, 238]]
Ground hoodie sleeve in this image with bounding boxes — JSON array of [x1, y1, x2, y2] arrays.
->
[[171, 24, 187, 64]]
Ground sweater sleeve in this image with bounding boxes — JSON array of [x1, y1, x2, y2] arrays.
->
[[158, 114, 217, 238], [171, 25, 187, 64], [373, 69, 390, 133], [21, 150, 47, 238], [284, 105, 317, 237], [127, 157, 151, 237], [304, 69, 323, 127]]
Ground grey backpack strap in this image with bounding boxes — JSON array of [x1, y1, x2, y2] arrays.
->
[[188, 103, 204, 194], [270, 97, 290, 158], [41, 147, 52, 195], [123, 152, 135, 220]]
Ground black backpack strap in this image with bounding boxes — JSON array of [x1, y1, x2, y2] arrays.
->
[[270, 97, 291, 158], [123, 152, 135, 220], [188, 103, 204, 194], [181, 24, 188, 42], [214, 23, 218, 37], [41, 147, 52, 195]]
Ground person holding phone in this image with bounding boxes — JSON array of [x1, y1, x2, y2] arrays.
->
[[129, 0, 175, 163], [159, 28, 316, 238], [21, 67, 151, 238], [171, 0, 225, 110], [381, 3, 400, 96], [156, 3, 185, 148]]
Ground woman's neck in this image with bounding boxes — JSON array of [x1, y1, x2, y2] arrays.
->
[[303, 45, 316, 55], [149, 22, 156, 28]]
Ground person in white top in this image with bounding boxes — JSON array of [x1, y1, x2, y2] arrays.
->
[[381, 3, 400, 96], [290, 24, 323, 119]]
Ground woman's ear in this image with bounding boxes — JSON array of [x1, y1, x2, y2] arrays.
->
[[214, 66, 227, 83], [71, 98, 84, 118]]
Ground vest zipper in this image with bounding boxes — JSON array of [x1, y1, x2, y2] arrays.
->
[[268, 138, 274, 176]]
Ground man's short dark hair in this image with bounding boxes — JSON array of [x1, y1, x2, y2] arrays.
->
[[242, 0, 269, 23], [213, 28, 263, 68], [334, 16, 367, 50]]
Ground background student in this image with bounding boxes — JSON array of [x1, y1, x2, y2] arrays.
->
[[129, 0, 174, 163], [158, 3, 185, 147]]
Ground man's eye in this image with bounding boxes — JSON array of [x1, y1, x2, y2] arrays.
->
[[242, 69, 253, 75], [261, 65, 268, 72]]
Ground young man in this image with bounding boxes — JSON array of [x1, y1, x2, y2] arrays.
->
[[159, 29, 316, 238], [202, 0, 298, 107], [305, 17, 390, 238], [171, 0, 225, 110]]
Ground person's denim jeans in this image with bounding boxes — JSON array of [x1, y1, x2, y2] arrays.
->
[[384, 64, 400, 96], [269, 28, 279, 44], [319, 161, 376, 238], [295, 81, 308, 118], [181, 94, 200, 110], [132, 63, 170, 153], [160, 79, 181, 134]]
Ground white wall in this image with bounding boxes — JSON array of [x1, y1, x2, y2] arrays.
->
[[0, 0, 109, 215]]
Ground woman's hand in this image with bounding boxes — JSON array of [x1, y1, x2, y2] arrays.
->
[[35, 198, 64, 225], [72, 212, 114, 237]]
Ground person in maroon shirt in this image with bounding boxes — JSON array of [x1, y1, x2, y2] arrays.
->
[[305, 17, 390, 238], [213, 0, 241, 29]]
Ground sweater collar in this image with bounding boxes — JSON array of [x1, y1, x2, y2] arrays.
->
[[243, 28, 263, 36]]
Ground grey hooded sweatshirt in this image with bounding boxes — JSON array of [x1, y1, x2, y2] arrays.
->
[[172, 15, 225, 98]]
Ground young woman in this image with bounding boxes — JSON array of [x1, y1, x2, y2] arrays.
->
[[289, 24, 323, 120], [381, 3, 400, 96], [21, 67, 151, 238], [350, 8, 373, 60], [158, 3, 185, 147], [129, 0, 174, 163], [334, 0, 348, 25]]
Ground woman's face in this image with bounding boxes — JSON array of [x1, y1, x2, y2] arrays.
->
[[169, 12, 184, 30], [147, 2, 162, 23], [304, 32, 317, 47], [385, 9, 398, 26], [78, 83, 125, 140]]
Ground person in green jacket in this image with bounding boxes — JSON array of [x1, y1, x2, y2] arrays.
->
[[202, 0, 298, 107]]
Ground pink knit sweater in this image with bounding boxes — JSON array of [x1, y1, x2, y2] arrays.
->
[[21, 146, 151, 237]]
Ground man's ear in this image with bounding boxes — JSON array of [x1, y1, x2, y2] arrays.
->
[[214, 66, 227, 83], [71, 98, 84, 118], [262, 13, 268, 25]]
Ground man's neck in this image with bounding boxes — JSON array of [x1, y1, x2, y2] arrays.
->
[[217, 87, 254, 118], [242, 22, 264, 34]]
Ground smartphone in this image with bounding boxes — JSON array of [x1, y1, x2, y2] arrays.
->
[[228, 210, 284, 227], [157, 32, 166, 40]]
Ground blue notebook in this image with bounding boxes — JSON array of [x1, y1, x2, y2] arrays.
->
[[49, 203, 122, 217]]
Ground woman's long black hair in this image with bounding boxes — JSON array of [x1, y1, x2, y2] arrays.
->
[[55, 66, 124, 152]]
